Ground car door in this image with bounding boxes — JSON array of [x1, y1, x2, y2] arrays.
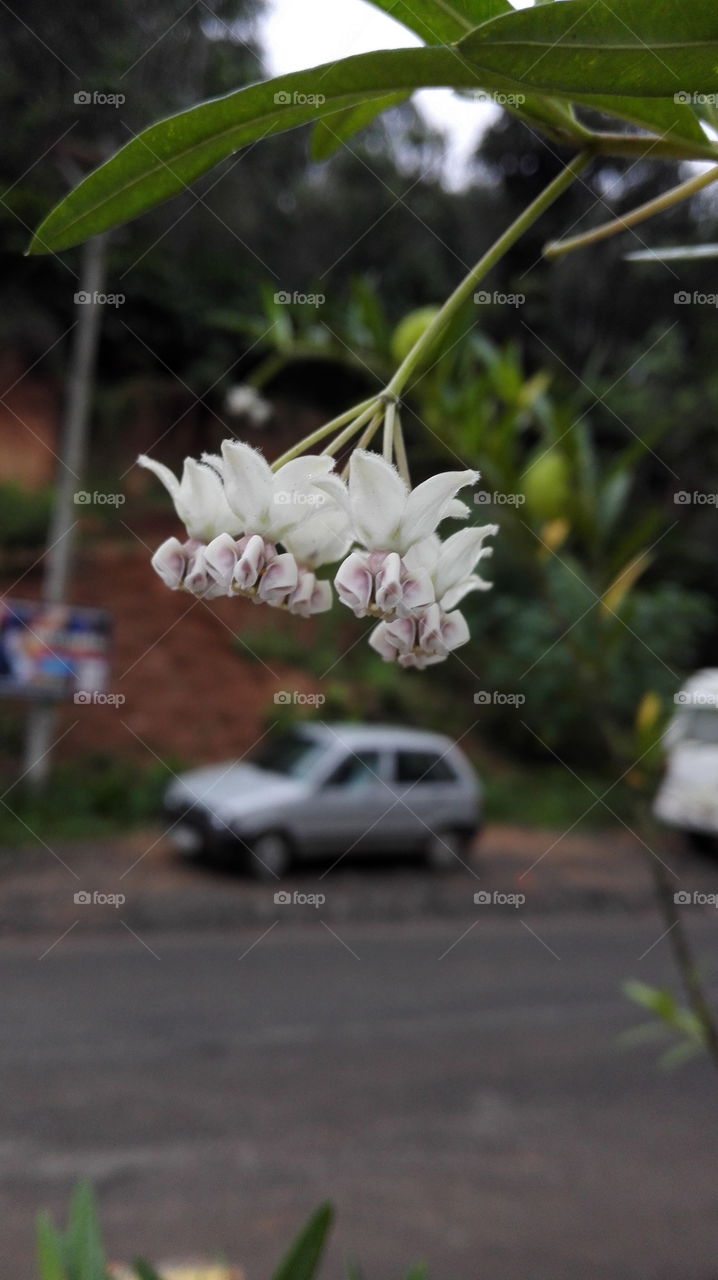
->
[[382, 749, 463, 849], [295, 749, 394, 855]]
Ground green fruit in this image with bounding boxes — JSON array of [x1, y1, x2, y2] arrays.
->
[[391, 307, 439, 363], [521, 450, 571, 521]]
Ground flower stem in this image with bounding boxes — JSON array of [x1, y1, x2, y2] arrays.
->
[[271, 395, 377, 469], [382, 398, 396, 463], [393, 412, 411, 487], [384, 148, 593, 398], [321, 401, 378, 457], [544, 163, 718, 259]]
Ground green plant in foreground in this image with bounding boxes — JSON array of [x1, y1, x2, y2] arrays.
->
[[36, 1181, 425, 1280]]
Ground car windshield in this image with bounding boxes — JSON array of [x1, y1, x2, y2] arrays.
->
[[680, 708, 718, 745], [250, 731, 327, 778]]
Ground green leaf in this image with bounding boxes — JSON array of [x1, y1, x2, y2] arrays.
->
[[311, 93, 408, 161], [271, 1203, 334, 1280], [131, 1260, 164, 1280], [579, 94, 708, 147], [36, 1213, 67, 1280], [365, 0, 583, 145], [460, 0, 718, 98], [28, 48, 497, 254], [361, 0, 505, 44], [65, 1181, 106, 1280]]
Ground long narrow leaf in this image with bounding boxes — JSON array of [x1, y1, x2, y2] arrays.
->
[[271, 1203, 334, 1280], [461, 0, 718, 97]]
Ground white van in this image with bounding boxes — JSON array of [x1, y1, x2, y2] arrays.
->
[[654, 669, 718, 839]]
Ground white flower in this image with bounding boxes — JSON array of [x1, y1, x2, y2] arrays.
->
[[225, 383, 272, 426], [221, 442, 335, 543], [318, 449, 478, 555], [138, 454, 240, 542], [368, 605, 470, 669], [323, 449, 479, 622], [404, 524, 498, 610]]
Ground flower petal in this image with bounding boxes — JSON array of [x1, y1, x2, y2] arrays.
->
[[221, 440, 273, 531], [398, 469, 478, 551], [348, 450, 407, 550], [335, 551, 373, 616], [257, 552, 298, 606], [150, 537, 187, 590], [233, 533, 267, 591], [283, 503, 353, 569], [433, 524, 497, 602]]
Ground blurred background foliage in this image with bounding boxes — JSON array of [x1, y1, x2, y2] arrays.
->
[[2, 0, 718, 837]]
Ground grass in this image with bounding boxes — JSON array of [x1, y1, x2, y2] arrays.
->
[[481, 760, 636, 831], [0, 756, 174, 848]]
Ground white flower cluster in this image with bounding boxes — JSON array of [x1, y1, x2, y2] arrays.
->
[[139, 444, 497, 669]]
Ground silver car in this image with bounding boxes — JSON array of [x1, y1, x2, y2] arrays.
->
[[163, 722, 483, 877]]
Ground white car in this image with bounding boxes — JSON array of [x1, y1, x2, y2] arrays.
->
[[654, 669, 718, 843], [163, 722, 483, 877]]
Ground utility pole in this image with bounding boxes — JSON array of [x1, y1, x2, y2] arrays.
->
[[22, 232, 108, 789]]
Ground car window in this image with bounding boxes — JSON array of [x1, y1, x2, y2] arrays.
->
[[251, 732, 328, 778], [679, 709, 718, 745], [394, 751, 456, 784], [324, 751, 381, 789]]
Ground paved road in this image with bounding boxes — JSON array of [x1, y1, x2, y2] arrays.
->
[[2, 911, 717, 1278]]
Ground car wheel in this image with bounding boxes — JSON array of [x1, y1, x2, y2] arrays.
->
[[248, 830, 292, 880], [424, 828, 471, 872]]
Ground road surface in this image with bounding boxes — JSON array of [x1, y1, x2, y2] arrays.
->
[[1, 911, 717, 1278]]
